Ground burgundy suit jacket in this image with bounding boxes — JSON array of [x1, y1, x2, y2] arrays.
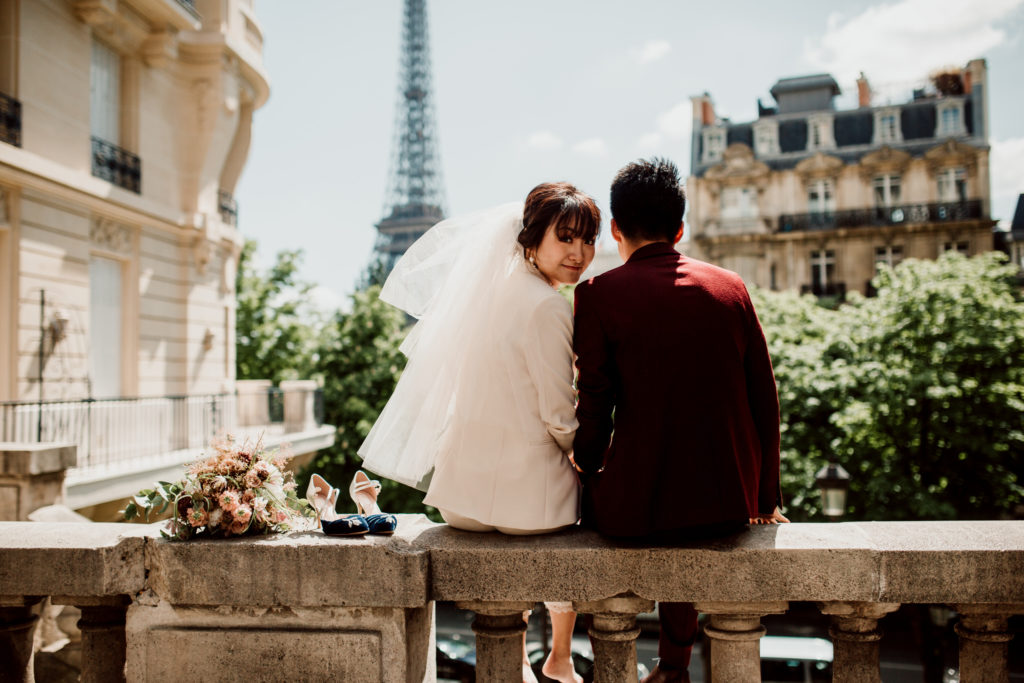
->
[[573, 242, 781, 538]]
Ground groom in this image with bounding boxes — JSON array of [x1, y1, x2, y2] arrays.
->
[[572, 158, 787, 682]]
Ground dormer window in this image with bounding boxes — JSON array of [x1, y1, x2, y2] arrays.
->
[[936, 101, 965, 137], [702, 127, 726, 163], [753, 120, 779, 156], [807, 114, 835, 151], [874, 107, 902, 144]]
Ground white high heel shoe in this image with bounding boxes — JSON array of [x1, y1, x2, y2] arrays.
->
[[306, 473, 340, 527], [349, 470, 383, 515]]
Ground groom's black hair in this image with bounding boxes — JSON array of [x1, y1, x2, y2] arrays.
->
[[609, 157, 686, 242]]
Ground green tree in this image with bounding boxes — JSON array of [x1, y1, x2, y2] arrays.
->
[[831, 252, 1024, 520], [235, 240, 320, 383], [302, 286, 427, 516], [755, 252, 1024, 521]]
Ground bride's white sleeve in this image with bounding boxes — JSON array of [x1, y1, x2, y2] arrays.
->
[[523, 294, 578, 453]]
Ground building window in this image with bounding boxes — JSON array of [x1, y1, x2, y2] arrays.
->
[[753, 121, 779, 156], [807, 179, 836, 216], [810, 249, 836, 290], [874, 107, 902, 144], [874, 245, 903, 272], [90, 39, 120, 144], [702, 127, 726, 163], [807, 114, 835, 151], [942, 241, 969, 255], [937, 167, 967, 203], [720, 186, 758, 219], [89, 256, 123, 398], [936, 102, 965, 137], [872, 175, 902, 208]]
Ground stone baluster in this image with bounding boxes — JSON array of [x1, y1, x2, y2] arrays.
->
[[53, 596, 130, 683], [575, 595, 655, 683], [953, 603, 1023, 683], [456, 600, 533, 683], [0, 597, 43, 683], [695, 601, 788, 683], [818, 601, 900, 683]]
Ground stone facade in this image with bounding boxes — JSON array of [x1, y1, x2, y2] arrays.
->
[[686, 60, 996, 296], [0, 0, 269, 402]]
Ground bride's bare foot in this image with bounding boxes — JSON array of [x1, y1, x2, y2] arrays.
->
[[523, 659, 539, 683], [541, 653, 582, 683]]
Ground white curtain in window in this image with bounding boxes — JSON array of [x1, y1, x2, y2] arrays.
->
[[90, 39, 120, 142], [89, 256, 122, 398]]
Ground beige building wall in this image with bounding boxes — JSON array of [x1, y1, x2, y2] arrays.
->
[[0, 0, 268, 402]]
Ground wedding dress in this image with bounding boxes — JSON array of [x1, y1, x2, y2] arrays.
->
[[358, 203, 580, 531]]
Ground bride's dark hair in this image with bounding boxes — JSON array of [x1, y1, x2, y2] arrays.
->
[[518, 182, 601, 257]]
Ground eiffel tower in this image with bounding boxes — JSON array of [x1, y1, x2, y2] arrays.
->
[[375, 0, 447, 271]]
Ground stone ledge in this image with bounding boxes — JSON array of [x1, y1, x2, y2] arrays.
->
[[0, 443, 77, 475], [1, 518, 1022, 608], [0, 522, 149, 599]]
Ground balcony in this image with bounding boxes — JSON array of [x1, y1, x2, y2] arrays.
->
[[0, 382, 331, 510], [0, 91, 21, 147], [777, 200, 984, 233], [90, 136, 141, 194], [0, 518, 1021, 681]]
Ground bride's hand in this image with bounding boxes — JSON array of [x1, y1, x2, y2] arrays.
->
[[566, 451, 584, 473]]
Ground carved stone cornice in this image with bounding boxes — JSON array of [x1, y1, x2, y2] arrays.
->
[[192, 234, 213, 275], [73, 0, 148, 53], [90, 216, 133, 253], [858, 146, 912, 179], [704, 144, 771, 194], [924, 139, 979, 173], [795, 152, 844, 182]]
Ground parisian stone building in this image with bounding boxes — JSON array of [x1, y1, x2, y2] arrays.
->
[[685, 59, 995, 296]]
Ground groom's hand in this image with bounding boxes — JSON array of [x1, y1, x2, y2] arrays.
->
[[750, 508, 790, 525]]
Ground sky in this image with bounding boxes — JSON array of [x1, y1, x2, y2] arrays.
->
[[235, 0, 1024, 311]]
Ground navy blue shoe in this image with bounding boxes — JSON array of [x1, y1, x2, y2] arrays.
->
[[322, 514, 369, 536], [365, 513, 398, 535]]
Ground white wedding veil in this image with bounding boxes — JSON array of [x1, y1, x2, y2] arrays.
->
[[357, 202, 526, 490]]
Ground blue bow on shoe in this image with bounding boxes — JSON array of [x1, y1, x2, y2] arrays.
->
[[365, 513, 398, 535], [322, 515, 369, 536]]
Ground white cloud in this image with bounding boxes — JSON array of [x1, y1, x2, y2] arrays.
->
[[636, 132, 663, 152], [632, 39, 672, 65], [527, 131, 563, 151], [803, 0, 1024, 85], [991, 137, 1024, 225], [657, 102, 691, 140], [572, 138, 608, 157]]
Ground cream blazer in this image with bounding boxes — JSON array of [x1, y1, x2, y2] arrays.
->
[[422, 262, 580, 530]]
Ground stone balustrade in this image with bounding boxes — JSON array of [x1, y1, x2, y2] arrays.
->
[[1, 517, 1022, 682]]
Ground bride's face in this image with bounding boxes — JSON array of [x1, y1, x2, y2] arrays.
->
[[532, 222, 596, 287]]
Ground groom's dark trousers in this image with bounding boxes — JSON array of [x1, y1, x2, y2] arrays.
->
[[572, 242, 781, 670]]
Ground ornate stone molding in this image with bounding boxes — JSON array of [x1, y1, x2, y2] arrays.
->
[[142, 31, 177, 69], [924, 139, 979, 173], [704, 144, 771, 194], [795, 152, 844, 182], [192, 235, 213, 275], [89, 216, 133, 253], [858, 145, 912, 179]]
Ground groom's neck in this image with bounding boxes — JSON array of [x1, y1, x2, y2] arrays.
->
[[619, 237, 668, 262]]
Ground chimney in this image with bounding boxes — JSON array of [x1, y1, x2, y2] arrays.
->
[[856, 72, 871, 107], [962, 68, 972, 94], [690, 93, 716, 128]]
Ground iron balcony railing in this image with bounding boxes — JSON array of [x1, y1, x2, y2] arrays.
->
[[0, 394, 234, 472], [91, 136, 141, 194], [0, 91, 22, 147], [777, 199, 984, 233], [218, 189, 238, 225]]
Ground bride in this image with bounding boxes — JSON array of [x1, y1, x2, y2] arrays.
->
[[359, 182, 599, 683]]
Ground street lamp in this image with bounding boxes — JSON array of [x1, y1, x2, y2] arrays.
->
[[815, 462, 851, 520]]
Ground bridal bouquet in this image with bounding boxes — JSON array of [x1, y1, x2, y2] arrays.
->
[[122, 435, 308, 540]]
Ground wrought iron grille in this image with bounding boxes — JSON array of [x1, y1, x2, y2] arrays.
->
[[218, 189, 238, 225], [0, 91, 21, 147], [777, 200, 984, 233], [91, 136, 141, 193]]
